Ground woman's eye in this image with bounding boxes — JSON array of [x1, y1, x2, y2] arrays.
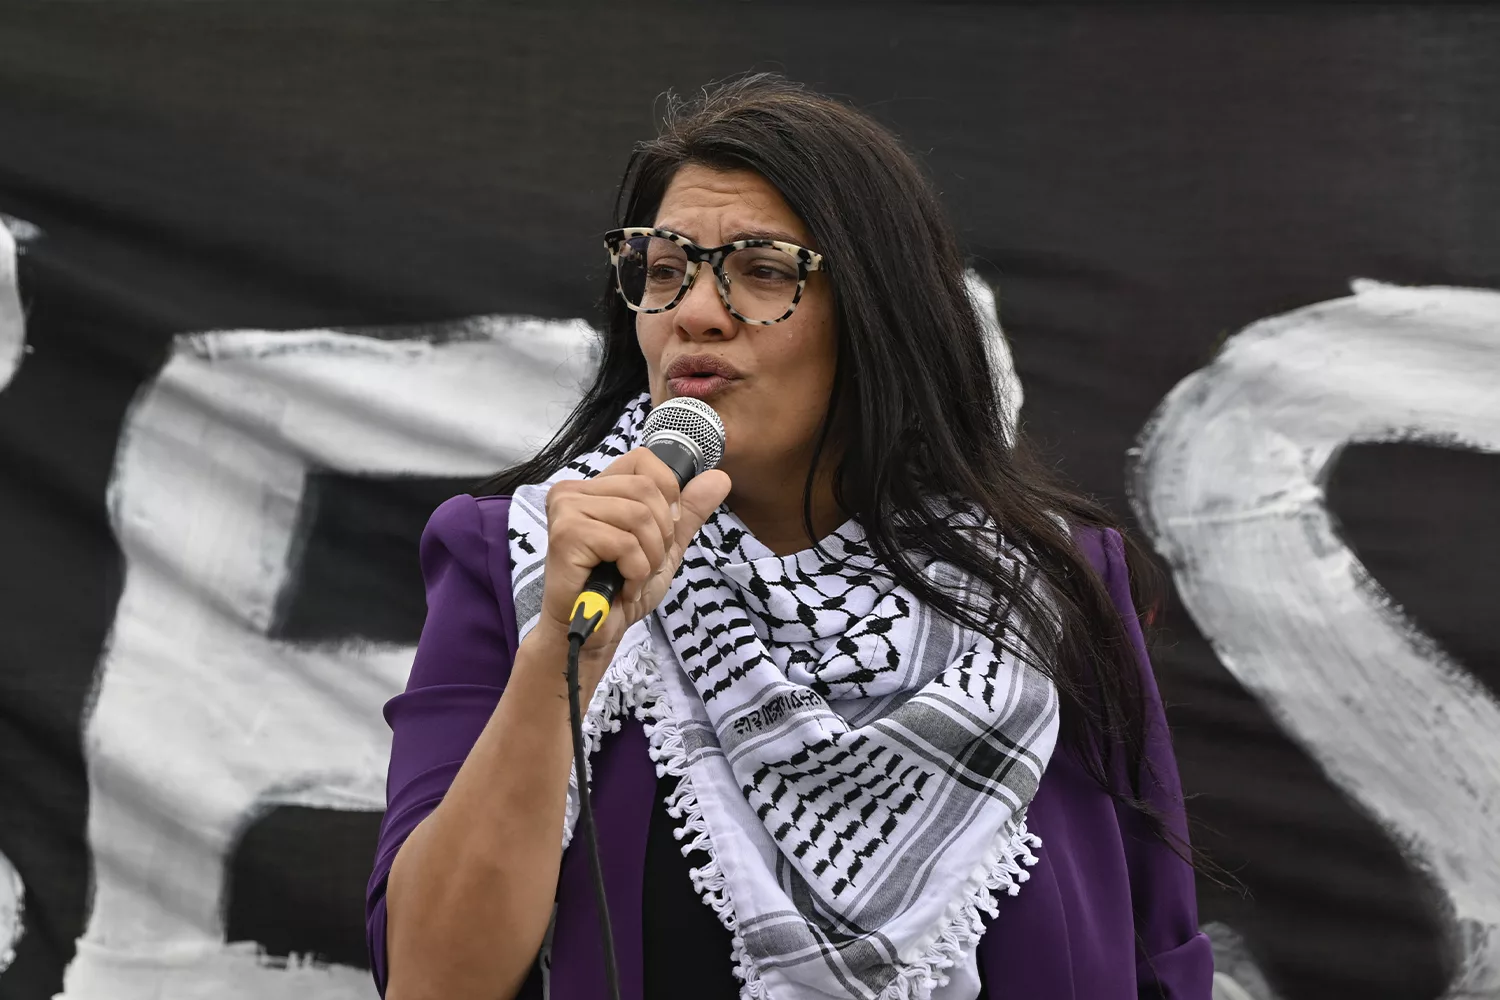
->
[[746, 262, 796, 281]]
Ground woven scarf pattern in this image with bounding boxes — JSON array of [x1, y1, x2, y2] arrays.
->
[[509, 396, 1060, 1000]]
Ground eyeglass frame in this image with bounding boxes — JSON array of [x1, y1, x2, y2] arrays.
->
[[603, 227, 825, 326]]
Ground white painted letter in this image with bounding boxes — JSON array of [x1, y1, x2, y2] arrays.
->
[[0, 214, 37, 985], [0, 214, 36, 393], [0, 850, 22, 978], [62, 316, 593, 999], [1132, 280, 1500, 997]]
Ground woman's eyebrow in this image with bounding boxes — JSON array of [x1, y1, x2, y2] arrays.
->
[[723, 228, 806, 245], [652, 222, 699, 242], [653, 224, 809, 246]]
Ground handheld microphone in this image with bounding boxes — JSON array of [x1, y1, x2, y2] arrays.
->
[[568, 397, 726, 639], [563, 397, 724, 1000]]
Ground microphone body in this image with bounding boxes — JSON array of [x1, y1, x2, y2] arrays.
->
[[568, 398, 726, 637]]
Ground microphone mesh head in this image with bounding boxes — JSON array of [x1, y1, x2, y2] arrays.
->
[[642, 397, 726, 473]]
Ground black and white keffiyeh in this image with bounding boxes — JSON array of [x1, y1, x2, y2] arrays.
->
[[509, 395, 1060, 1000]]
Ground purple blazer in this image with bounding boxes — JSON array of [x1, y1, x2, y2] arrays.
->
[[366, 495, 1214, 999]]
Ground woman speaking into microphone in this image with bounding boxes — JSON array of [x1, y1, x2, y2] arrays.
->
[[366, 75, 1212, 1000]]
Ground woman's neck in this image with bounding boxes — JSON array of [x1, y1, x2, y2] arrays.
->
[[725, 458, 845, 557]]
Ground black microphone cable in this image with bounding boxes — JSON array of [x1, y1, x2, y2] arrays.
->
[[566, 602, 620, 1000], [556, 396, 724, 1000]]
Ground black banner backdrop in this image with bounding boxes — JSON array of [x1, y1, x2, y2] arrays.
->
[[0, 5, 1497, 1000]]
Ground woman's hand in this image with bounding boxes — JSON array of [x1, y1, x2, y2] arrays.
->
[[536, 447, 731, 665], [386, 450, 727, 1000]]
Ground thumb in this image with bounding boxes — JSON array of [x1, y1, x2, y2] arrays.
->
[[674, 469, 732, 546]]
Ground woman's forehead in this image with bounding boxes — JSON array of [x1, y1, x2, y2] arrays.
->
[[654, 165, 809, 245]]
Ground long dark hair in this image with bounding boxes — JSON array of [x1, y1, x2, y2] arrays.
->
[[484, 74, 1178, 845]]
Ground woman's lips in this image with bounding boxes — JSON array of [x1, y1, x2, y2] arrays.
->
[[667, 374, 736, 399], [664, 354, 743, 400]]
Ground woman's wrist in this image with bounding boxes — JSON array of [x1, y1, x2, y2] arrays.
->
[[515, 618, 617, 700]]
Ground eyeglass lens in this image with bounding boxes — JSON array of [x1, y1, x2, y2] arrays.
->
[[615, 236, 802, 322]]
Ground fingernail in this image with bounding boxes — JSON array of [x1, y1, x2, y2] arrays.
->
[[671, 502, 681, 521]]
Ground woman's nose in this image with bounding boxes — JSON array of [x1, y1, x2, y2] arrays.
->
[[673, 266, 738, 341]]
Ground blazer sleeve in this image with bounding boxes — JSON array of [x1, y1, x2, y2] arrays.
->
[[364, 494, 519, 996], [1091, 527, 1216, 999]]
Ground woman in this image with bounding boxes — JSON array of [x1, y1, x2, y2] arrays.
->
[[366, 75, 1213, 1000]]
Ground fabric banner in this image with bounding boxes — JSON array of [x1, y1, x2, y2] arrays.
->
[[0, 6, 1495, 1000]]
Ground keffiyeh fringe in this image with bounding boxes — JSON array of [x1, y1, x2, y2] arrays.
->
[[562, 637, 1049, 1000], [521, 394, 1060, 1000]]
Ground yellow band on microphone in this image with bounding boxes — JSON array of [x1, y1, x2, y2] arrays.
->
[[569, 590, 613, 634]]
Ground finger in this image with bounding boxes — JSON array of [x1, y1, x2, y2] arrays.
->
[[599, 448, 682, 513], [673, 470, 732, 550], [551, 515, 656, 596], [553, 474, 674, 552], [557, 495, 668, 578]]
